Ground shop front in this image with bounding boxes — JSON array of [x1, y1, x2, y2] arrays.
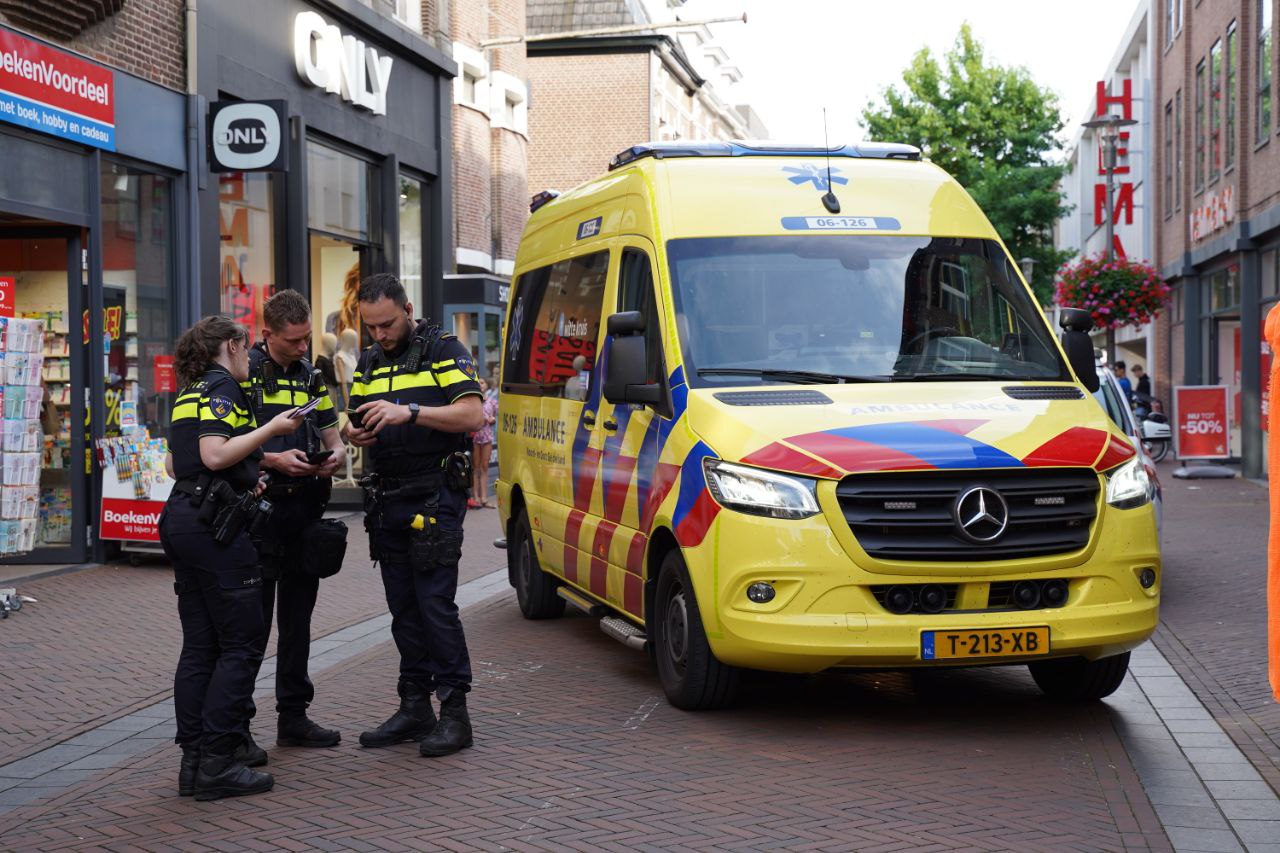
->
[[0, 25, 188, 564], [196, 0, 454, 502], [443, 273, 508, 383]]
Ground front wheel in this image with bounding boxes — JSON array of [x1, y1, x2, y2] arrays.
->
[[651, 550, 740, 710], [1029, 651, 1130, 701], [1144, 439, 1170, 463], [512, 508, 564, 620]]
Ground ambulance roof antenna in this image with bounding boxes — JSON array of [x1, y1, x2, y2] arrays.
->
[[821, 108, 840, 214]]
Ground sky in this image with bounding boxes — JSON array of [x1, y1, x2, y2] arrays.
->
[[678, 0, 1145, 152]]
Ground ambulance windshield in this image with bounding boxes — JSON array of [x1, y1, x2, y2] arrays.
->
[[667, 235, 1070, 388]]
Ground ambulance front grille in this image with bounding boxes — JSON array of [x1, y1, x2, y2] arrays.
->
[[836, 469, 1100, 562]]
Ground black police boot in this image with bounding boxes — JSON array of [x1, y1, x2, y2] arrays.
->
[[278, 713, 341, 748], [194, 734, 274, 801], [418, 687, 473, 757], [358, 681, 436, 748], [233, 732, 268, 767], [178, 744, 200, 797]]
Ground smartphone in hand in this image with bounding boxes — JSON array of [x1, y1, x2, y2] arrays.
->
[[289, 396, 324, 419], [306, 449, 334, 465]]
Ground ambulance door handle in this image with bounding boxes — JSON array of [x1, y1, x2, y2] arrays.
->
[[582, 410, 597, 427], [603, 417, 618, 432]]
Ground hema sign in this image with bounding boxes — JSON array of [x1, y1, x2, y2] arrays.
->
[[293, 11, 394, 115], [207, 100, 288, 172]]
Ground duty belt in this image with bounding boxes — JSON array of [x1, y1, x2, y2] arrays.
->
[[263, 478, 326, 498], [358, 470, 441, 499]]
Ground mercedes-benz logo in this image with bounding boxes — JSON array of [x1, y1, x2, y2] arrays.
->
[[952, 486, 1009, 544]]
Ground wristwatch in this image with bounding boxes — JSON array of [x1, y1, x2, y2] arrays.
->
[[408, 402, 421, 424]]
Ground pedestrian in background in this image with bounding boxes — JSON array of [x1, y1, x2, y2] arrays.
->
[[161, 316, 302, 801], [469, 376, 498, 509], [1132, 364, 1151, 398], [343, 273, 485, 757], [1113, 360, 1133, 401]]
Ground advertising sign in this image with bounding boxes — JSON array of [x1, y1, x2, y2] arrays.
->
[[1174, 385, 1231, 460], [207, 100, 288, 172], [100, 498, 162, 542], [0, 276, 13, 318], [0, 27, 115, 150], [153, 355, 177, 392], [96, 431, 173, 542]]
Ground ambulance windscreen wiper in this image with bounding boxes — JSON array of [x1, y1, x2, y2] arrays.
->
[[697, 368, 890, 384]]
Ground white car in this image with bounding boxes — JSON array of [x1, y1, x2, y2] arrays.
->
[[1094, 365, 1163, 534]]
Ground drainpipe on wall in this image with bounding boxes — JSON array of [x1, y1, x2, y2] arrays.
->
[[184, 0, 201, 325]]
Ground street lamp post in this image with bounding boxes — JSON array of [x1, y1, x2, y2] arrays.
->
[[1081, 113, 1139, 365]]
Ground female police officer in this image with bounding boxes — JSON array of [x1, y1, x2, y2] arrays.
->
[[161, 316, 302, 801]]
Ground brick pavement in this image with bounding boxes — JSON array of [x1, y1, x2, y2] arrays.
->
[[1149, 467, 1280, 794], [1, 595, 1173, 851], [0, 508, 507, 766]]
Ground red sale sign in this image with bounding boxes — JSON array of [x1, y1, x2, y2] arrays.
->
[[100, 497, 162, 542], [0, 275, 13, 318], [1174, 385, 1231, 460], [153, 355, 177, 392]]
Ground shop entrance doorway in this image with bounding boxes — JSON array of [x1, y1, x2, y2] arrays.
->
[[0, 218, 90, 564], [1210, 315, 1243, 458]]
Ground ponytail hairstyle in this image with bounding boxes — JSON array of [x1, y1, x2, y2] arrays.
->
[[174, 316, 248, 389]]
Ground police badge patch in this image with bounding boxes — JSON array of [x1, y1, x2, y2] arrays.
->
[[457, 357, 478, 381], [209, 396, 234, 419]]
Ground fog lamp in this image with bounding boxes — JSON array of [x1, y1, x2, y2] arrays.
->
[[746, 582, 776, 603], [1138, 568, 1157, 589]]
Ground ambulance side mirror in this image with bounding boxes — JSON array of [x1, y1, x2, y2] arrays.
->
[[604, 311, 662, 406], [1058, 308, 1100, 393]]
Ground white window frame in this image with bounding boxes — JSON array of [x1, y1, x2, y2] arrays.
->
[[452, 42, 490, 115], [489, 70, 529, 137]]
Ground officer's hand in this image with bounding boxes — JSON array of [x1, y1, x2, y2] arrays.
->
[[318, 446, 345, 476], [344, 425, 377, 447], [267, 410, 304, 437], [269, 449, 321, 477], [357, 399, 411, 434]]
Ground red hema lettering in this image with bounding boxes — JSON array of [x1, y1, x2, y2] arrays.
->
[[1096, 79, 1133, 120], [1094, 182, 1136, 227]]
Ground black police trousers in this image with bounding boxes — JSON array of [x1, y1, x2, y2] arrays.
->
[[369, 482, 472, 693], [250, 489, 326, 719], [159, 493, 265, 748]]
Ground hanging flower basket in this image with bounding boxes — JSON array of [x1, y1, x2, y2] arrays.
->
[[1054, 255, 1171, 330]]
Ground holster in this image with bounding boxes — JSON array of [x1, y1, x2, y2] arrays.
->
[[408, 479, 442, 572]]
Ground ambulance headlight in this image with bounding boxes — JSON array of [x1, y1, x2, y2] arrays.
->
[[703, 459, 820, 520], [1105, 457, 1154, 509]]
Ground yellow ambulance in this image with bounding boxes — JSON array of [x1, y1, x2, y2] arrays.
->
[[497, 141, 1159, 709]]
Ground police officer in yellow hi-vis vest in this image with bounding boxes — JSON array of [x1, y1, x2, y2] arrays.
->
[[242, 290, 347, 752], [160, 316, 302, 801], [342, 273, 485, 757]]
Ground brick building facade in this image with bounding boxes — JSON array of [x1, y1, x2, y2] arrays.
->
[[1153, 0, 1280, 476]]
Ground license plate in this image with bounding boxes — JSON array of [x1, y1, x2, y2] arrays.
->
[[921, 626, 1050, 660]]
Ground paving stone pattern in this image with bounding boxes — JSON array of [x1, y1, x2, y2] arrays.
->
[[1, 597, 1172, 851]]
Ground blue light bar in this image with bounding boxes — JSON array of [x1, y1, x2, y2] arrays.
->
[[608, 140, 922, 171]]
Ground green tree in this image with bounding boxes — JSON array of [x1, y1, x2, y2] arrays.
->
[[861, 24, 1073, 302]]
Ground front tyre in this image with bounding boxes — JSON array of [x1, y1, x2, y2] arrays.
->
[[512, 508, 564, 620], [1029, 651, 1130, 701], [651, 550, 740, 710]]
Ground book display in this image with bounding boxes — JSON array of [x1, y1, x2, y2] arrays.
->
[[0, 317, 46, 555]]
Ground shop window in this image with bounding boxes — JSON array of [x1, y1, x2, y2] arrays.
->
[[1259, 0, 1272, 144], [484, 312, 501, 381], [307, 141, 371, 242], [399, 174, 424, 306], [1209, 39, 1222, 182], [1226, 23, 1237, 168], [1195, 60, 1206, 190], [101, 163, 175, 439], [453, 311, 481, 364], [1211, 265, 1241, 311], [503, 252, 609, 396], [219, 172, 277, 334]]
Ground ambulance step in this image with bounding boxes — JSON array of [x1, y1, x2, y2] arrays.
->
[[557, 586, 607, 617], [600, 615, 648, 652]]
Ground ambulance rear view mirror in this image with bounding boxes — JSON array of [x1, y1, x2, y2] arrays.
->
[[1058, 308, 1099, 393], [604, 311, 662, 406]]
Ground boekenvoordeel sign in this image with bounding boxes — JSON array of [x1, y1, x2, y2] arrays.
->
[[0, 27, 115, 150], [207, 100, 288, 172]]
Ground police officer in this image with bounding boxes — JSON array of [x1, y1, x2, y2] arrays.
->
[[161, 316, 302, 800], [342, 273, 485, 757], [243, 290, 346, 750]]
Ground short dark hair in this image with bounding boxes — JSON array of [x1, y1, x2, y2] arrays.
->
[[1114, 360, 1126, 370], [1132, 364, 1144, 373], [358, 273, 408, 308], [263, 289, 311, 331]]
